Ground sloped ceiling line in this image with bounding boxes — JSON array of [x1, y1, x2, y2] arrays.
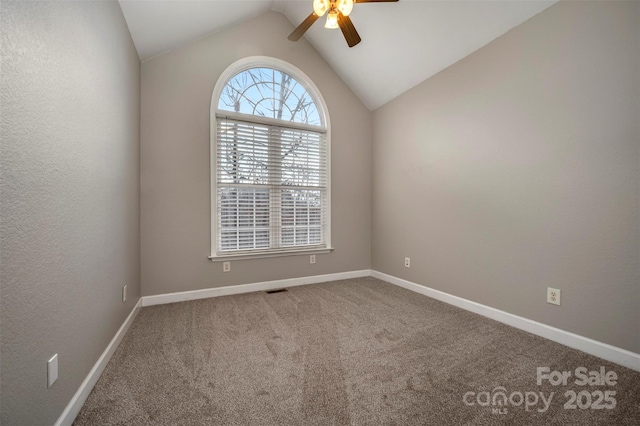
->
[[119, 0, 556, 110]]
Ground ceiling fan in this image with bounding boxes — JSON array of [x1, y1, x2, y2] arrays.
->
[[288, 0, 399, 48]]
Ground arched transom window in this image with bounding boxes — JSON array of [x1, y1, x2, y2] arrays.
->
[[218, 67, 322, 126], [210, 58, 331, 260]]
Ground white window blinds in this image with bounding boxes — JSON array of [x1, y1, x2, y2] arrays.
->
[[215, 114, 327, 254]]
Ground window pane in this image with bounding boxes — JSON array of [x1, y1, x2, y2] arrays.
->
[[218, 67, 322, 126], [221, 230, 238, 251], [295, 198, 309, 225], [295, 227, 308, 246], [238, 230, 254, 249], [280, 129, 322, 187], [219, 187, 270, 251], [309, 205, 321, 225], [255, 229, 269, 248], [281, 227, 294, 247], [256, 191, 269, 227], [280, 189, 323, 247], [309, 227, 322, 245], [217, 121, 270, 185]]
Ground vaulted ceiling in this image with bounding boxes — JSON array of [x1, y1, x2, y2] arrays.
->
[[119, 0, 556, 110]]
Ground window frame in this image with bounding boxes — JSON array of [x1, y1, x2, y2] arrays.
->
[[209, 57, 332, 261]]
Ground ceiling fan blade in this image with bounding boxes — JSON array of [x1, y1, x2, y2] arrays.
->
[[338, 13, 361, 48], [355, 0, 399, 3], [288, 12, 319, 41]]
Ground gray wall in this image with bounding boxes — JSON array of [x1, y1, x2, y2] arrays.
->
[[141, 11, 372, 296], [372, 1, 640, 353], [0, 1, 141, 424]]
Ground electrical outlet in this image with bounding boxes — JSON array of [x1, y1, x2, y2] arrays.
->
[[547, 287, 561, 306], [223, 261, 231, 273], [404, 257, 410, 268], [310, 255, 316, 264], [122, 285, 127, 303], [48, 354, 58, 388]]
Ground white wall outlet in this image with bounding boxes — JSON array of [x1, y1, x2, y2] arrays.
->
[[223, 261, 231, 273], [310, 255, 316, 264], [404, 257, 410, 268], [547, 287, 561, 306], [122, 285, 127, 303], [48, 354, 58, 388]]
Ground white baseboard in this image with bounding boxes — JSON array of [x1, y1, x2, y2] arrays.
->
[[54, 299, 142, 426], [141, 269, 371, 307], [371, 270, 640, 372]]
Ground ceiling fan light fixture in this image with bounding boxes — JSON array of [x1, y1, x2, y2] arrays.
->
[[337, 0, 354, 17], [290, 0, 397, 47], [324, 10, 339, 29], [313, 0, 330, 17]]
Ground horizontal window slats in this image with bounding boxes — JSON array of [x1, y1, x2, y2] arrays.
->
[[216, 114, 327, 254], [217, 118, 326, 189]]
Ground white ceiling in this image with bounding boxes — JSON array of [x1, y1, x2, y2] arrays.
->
[[119, 0, 556, 110]]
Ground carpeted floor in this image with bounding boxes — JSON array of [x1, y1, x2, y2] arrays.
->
[[74, 277, 640, 425]]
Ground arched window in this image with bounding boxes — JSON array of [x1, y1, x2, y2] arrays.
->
[[210, 57, 331, 260]]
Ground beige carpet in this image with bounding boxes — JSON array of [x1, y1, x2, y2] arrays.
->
[[75, 277, 640, 425]]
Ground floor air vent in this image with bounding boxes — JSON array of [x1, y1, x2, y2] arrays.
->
[[265, 288, 288, 294]]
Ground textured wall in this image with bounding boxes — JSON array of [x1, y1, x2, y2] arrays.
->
[[372, 1, 640, 353], [141, 11, 372, 296], [0, 1, 141, 424]]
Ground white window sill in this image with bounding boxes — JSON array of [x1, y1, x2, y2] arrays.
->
[[208, 247, 333, 262]]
